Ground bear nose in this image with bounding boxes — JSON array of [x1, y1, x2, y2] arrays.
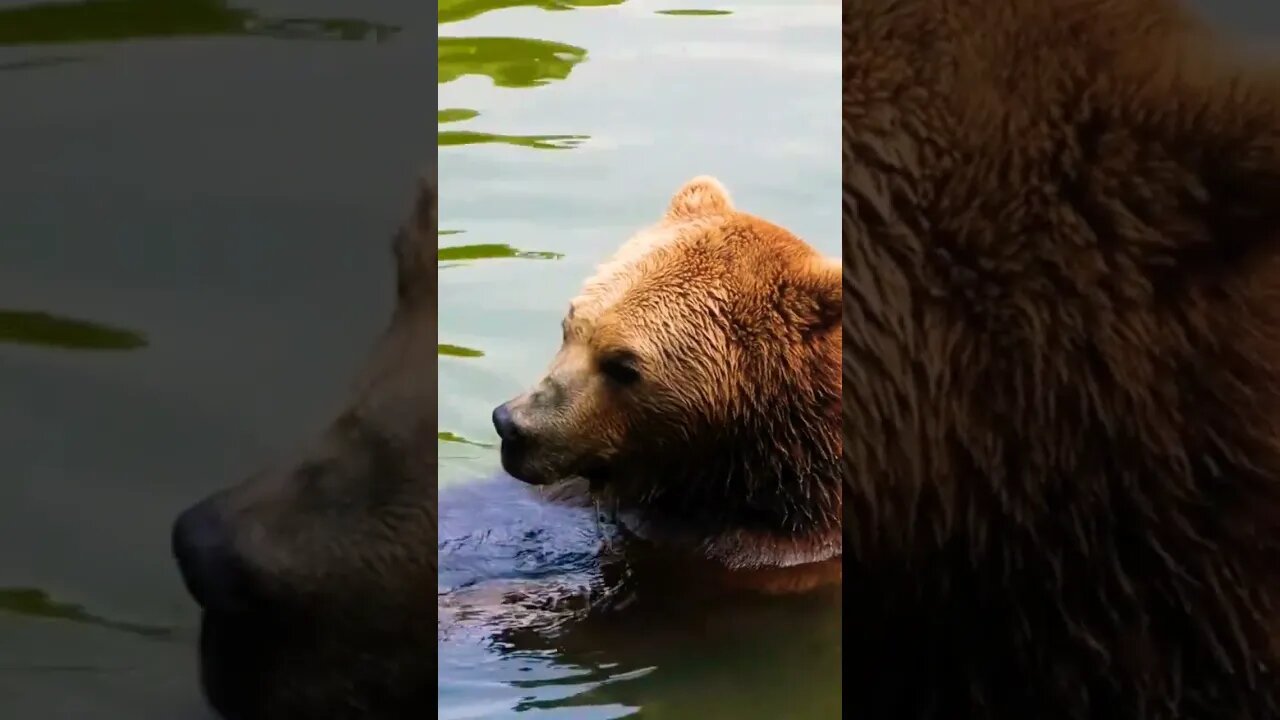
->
[[492, 403, 522, 442], [171, 497, 259, 615]]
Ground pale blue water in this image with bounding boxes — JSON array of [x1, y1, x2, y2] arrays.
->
[[437, 0, 842, 482], [438, 1, 842, 718]]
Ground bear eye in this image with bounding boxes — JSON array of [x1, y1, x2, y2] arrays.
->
[[599, 352, 641, 385]]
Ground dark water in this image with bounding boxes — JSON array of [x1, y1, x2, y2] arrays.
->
[[437, 0, 840, 718], [0, 1, 430, 717]]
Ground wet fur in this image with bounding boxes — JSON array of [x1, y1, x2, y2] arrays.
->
[[179, 172, 441, 720], [842, 0, 1280, 717], [505, 178, 843, 571]]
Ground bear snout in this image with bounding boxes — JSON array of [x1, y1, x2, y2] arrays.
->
[[493, 401, 543, 484], [172, 497, 263, 616], [491, 402, 523, 443]]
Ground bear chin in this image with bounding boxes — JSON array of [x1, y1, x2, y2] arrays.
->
[[499, 439, 613, 491]]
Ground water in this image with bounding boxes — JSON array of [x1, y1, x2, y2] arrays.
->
[[438, 1, 841, 718], [437, 0, 841, 479], [12, 0, 1273, 718], [0, 1, 430, 717]]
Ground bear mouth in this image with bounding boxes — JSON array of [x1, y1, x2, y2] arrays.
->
[[499, 437, 613, 490], [497, 437, 542, 484], [581, 463, 612, 492]]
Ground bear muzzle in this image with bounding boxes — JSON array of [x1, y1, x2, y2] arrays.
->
[[493, 401, 543, 484]]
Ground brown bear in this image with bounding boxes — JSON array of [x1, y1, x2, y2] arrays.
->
[[171, 172, 442, 720], [492, 175, 843, 589], [841, 0, 1280, 717], [169, 172, 842, 720]]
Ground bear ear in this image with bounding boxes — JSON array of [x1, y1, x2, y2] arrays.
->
[[412, 170, 437, 243], [392, 169, 436, 304], [665, 175, 734, 219]]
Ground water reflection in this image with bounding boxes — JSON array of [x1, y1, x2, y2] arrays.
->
[[439, 108, 481, 124], [438, 228, 561, 267], [439, 343, 485, 358], [0, 56, 82, 71], [0, 309, 146, 351], [438, 480, 843, 720], [0, 0, 399, 46], [440, 107, 587, 154], [438, 431, 494, 448], [438, 36, 588, 88], [654, 8, 732, 15], [437, 0, 839, 717], [0, 587, 175, 640], [437, 3, 587, 383], [440, 0, 625, 26], [439, 129, 588, 150], [497, 592, 840, 718], [438, 243, 563, 261]]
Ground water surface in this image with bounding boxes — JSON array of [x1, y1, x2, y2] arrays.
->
[[438, 1, 841, 718], [0, 1, 430, 716]]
